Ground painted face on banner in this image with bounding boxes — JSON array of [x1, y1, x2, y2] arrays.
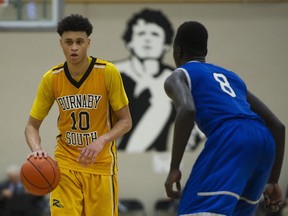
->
[[128, 19, 167, 59]]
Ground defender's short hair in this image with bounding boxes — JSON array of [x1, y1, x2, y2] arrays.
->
[[174, 21, 208, 56], [57, 14, 93, 36]]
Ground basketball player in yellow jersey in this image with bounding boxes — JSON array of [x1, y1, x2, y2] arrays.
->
[[24, 14, 132, 216]]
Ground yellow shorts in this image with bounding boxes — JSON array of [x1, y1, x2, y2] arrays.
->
[[50, 168, 118, 216]]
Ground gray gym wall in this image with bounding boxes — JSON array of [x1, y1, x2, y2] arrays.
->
[[0, 2, 287, 215]]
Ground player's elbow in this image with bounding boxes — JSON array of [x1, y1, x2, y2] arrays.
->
[[178, 99, 195, 114], [275, 121, 285, 137], [268, 119, 285, 134], [267, 119, 285, 146], [124, 117, 133, 134], [178, 104, 195, 120], [278, 122, 285, 133], [126, 119, 133, 133]]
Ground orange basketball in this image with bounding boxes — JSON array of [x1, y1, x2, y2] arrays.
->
[[20, 156, 60, 196]]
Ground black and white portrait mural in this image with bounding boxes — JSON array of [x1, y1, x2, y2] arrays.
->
[[114, 8, 205, 152]]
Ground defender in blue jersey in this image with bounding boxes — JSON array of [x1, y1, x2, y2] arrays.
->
[[164, 21, 285, 216]]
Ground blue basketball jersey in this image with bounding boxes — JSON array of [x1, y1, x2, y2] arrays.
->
[[176, 61, 275, 216], [177, 61, 263, 137]]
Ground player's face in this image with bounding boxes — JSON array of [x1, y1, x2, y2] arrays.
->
[[127, 19, 168, 59], [60, 31, 90, 65]]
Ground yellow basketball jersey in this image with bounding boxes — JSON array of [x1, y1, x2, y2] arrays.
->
[[30, 57, 128, 175]]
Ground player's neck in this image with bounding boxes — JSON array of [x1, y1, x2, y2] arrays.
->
[[182, 55, 206, 64], [191, 56, 206, 62], [67, 58, 90, 78]]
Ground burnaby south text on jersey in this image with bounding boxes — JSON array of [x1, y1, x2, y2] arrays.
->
[[57, 94, 102, 111]]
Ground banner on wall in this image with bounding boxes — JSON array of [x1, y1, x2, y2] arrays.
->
[[114, 8, 205, 153]]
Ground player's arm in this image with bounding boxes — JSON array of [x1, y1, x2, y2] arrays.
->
[[102, 62, 132, 142], [102, 105, 132, 143], [164, 70, 195, 199], [24, 116, 48, 158], [77, 105, 132, 166], [247, 90, 285, 183], [24, 72, 54, 158], [247, 90, 285, 211], [165, 70, 195, 169]]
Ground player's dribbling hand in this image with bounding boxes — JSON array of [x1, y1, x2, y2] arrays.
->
[[263, 183, 283, 212], [27, 150, 48, 159], [165, 169, 182, 199]]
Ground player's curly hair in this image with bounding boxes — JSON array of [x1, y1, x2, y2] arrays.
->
[[57, 14, 93, 36], [122, 8, 174, 45], [174, 21, 208, 57]]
